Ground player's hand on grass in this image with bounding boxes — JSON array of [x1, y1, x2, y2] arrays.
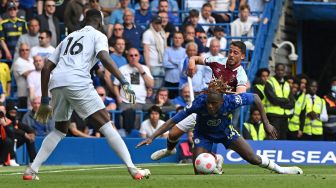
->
[[135, 138, 153, 148], [122, 82, 136, 104], [264, 123, 278, 139], [34, 104, 52, 124]]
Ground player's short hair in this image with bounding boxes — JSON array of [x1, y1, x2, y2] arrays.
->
[[85, 9, 103, 24], [231, 41, 246, 55], [148, 105, 162, 115]]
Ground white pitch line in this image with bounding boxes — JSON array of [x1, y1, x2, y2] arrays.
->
[[2, 163, 189, 176]]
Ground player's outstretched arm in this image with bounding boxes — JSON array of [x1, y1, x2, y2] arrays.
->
[[98, 50, 135, 103], [187, 56, 205, 77], [35, 60, 56, 124], [136, 119, 177, 148], [253, 93, 278, 139]]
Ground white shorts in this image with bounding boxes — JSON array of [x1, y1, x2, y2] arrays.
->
[[176, 113, 197, 132], [51, 85, 105, 121]]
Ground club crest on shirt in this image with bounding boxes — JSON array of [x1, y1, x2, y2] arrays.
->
[[207, 119, 221, 126], [234, 95, 242, 105]]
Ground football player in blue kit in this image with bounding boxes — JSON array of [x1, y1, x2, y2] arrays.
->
[[137, 79, 303, 175]]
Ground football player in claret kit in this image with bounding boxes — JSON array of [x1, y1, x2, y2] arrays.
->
[[23, 9, 150, 181], [137, 79, 303, 175], [150, 41, 248, 165]]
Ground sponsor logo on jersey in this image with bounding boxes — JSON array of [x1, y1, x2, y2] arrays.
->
[[207, 119, 221, 126]]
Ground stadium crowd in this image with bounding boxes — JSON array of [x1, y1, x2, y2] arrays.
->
[[0, 0, 335, 166]]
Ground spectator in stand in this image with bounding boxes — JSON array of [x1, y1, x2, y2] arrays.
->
[[37, 0, 69, 22], [243, 106, 266, 140], [68, 111, 94, 138], [163, 31, 186, 99], [180, 42, 212, 95], [157, 0, 179, 26], [108, 23, 132, 51], [209, 0, 236, 23], [18, 0, 36, 20], [202, 38, 225, 58], [172, 83, 191, 108], [150, 0, 179, 13], [302, 80, 328, 141], [146, 87, 176, 115], [123, 9, 144, 51], [99, 0, 120, 24], [230, 4, 259, 50], [184, 0, 207, 10], [107, 0, 134, 38], [198, 3, 216, 34], [182, 24, 204, 54], [0, 84, 5, 103], [139, 105, 168, 138], [0, 103, 14, 166], [240, 0, 269, 12], [197, 31, 209, 52], [64, 0, 86, 34], [252, 68, 270, 104], [96, 86, 117, 111], [323, 77, 336, 141], [36, 0, 60, 47], [21, 96, 55, 136], [142, 15, 166, 88], [158, 11, 176, 46], [104, 37, 128, 96], [14, 18, 40, 61], [6, 102, 38, 164], [287, 78, 307, 140], [113, 48, 154, 130], [0, 103, 19, 166], [135, 0, 153, 27], [0, 1, 27, 61], [206, 26, 227, 52], [0, 52, 11, 97], [181, 9, 204, 35], [264, 63, 295, 140], [12, 43, 35, 109], [1, 0, 26, 20], [30, 30, 55, 59], [27, 55, 44, 101]]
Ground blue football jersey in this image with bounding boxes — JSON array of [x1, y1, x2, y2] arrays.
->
[[172, 93, 255, 140]]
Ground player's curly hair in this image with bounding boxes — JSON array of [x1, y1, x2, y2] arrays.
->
[[208, 79, 231, 94]]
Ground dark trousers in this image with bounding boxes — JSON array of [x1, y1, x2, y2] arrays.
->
[[0, 138, 12, 164], [267, 116, 289, 140], [302, 134, 324, 141], [16, 135, 37, 163], [287, 131, 301, 140]]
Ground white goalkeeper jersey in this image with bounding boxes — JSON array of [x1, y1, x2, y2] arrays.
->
[[48, 26, 109, 90]]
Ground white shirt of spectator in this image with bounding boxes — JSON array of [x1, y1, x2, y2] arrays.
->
[[30, 45, 56, 59], [12, 57, 35, 97], [113, 64, 153, 104], [139, 119, 167, 138], [198, 14, 216, 33], [230, 16, 259, 38], [142, 29, 165, 67], [213, 0, 231, 11], [48, 26, 109, 90], [206, 36, 227, 51]]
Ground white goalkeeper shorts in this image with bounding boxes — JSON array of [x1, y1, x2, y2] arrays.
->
[[176, 113, 197, 132], [51, 85, 105, 121]]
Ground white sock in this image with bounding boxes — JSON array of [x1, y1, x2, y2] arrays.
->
[[99, 122, 135, 168], [258, 155, 284, 174], [31, 130, 66, 172]]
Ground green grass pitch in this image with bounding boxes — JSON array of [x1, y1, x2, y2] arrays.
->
[[0, 164, 335, 188]]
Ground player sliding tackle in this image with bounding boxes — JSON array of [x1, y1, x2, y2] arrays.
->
[[137, 79, 303, 175], [23, 9, 150, 180]]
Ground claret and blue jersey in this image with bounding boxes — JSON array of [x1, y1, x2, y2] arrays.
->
[[172, 93, 255, 141]]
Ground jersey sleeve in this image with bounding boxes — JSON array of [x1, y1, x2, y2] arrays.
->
[[171, 95, 205, 123], [236, 67, 248, 87], [94, 32, 109, 57], [225, 93, 255, 110], [48, 42, 63, 65]]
